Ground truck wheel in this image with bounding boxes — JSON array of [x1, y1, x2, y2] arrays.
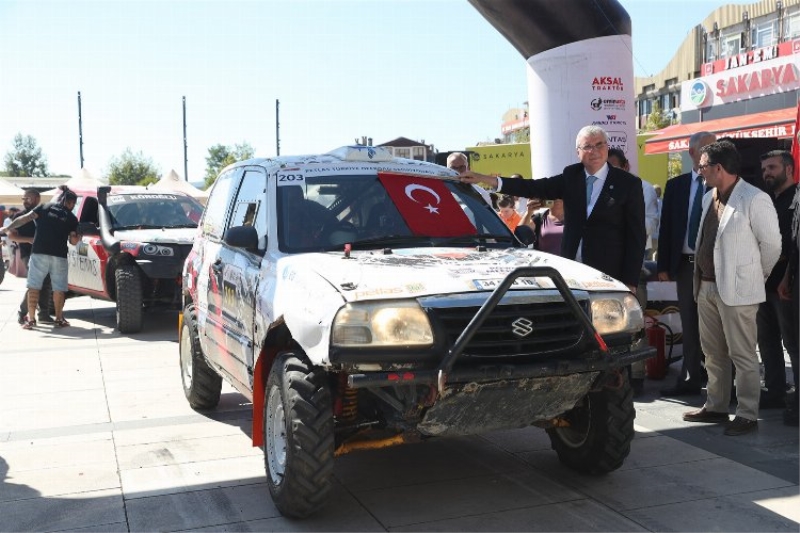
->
[[546, 372, 635, 474], [179, 305, 222, 410], [264, 351, 334, 518], [115, 264, 143, 333]]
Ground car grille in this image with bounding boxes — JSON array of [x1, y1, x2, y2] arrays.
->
[[427, 300, 590, 358], [177, 244, 193, 263]]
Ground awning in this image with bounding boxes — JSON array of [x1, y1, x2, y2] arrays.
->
[[644, 107, 796, 154]]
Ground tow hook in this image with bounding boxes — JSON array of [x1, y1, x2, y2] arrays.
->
[[534, 417, 571, 429]]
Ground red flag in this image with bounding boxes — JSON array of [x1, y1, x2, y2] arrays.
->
[[792, 98, 800, 183], [378, 172, 477, 237]]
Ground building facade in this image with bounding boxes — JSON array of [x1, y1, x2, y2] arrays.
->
[[635, 0, 800, 165], [375, 137, 435, 162]]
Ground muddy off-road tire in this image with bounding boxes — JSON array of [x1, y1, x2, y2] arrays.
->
[[115, 263, 143, 333], [179, 305, 222, 410], [264, 352, 334, 518], [546, 372, 635, 474]]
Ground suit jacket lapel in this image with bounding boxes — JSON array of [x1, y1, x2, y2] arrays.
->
[[677, 173, 691, 224], [570, 167, 588, 224], [718, 180, 743, 235]]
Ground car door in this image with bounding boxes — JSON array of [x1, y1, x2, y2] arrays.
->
[[197, 168, 241, 372], [213, 168, 268, 388], [67, 195, 107, 295]]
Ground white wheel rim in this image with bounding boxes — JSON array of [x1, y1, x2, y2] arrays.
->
[[266, 386, 288, 484], [555, 398, 592, 448], [179, 324, 193, 390]]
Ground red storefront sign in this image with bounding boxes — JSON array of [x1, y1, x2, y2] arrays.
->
[[644, 107, 796, 154]]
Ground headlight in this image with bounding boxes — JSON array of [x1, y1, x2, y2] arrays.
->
[[332, 300, 433, 347], [142, 244, 174, 256], [589, 292, 644, 335]]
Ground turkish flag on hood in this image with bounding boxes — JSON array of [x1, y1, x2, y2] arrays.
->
[[378, 172, 477, 237]]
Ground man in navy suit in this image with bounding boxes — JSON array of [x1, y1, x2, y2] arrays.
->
[[657, 131, 717, 396], [459, 125, 646, 291]]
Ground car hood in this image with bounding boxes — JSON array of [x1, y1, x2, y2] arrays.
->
[[282, 248, 627, 302], [114, 227, 197, 244]]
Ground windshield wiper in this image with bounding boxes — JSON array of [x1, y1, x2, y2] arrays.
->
[[433, 233, 514, 246], [114, 224, 169, 231], [344, 235, 432, 250]]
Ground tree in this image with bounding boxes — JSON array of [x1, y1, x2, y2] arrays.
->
[[106, 148, 160, 185], [204, 142, 254, 187], [4, 133, 49, 177], [511, 127, 530, 144], [668, 153, 683, 179], [642, 102, 672, 131]]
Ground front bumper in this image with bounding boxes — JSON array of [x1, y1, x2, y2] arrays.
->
[[135, 250, 190, 279], [346, 266, 654, 392], [347, 340, 653, 388]]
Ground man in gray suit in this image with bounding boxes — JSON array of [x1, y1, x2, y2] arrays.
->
[[683, 140, 781, 436]]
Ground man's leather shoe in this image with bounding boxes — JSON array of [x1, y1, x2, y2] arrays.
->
[[37, 314, 55, 324], [724, 416, 758, 436], [683, 407, 729, 423], [661, 384, 702, 397]]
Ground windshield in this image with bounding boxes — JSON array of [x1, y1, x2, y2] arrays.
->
[[106, 193, 203, 230], [277, 174, 512, 253]]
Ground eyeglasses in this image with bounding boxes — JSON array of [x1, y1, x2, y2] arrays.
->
[[697, 162, 716, 171], [578, 142, 608, 152], [449, 164, 467, 172]]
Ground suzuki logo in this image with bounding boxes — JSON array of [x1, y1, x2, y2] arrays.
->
[[511, 317, 534, 338]]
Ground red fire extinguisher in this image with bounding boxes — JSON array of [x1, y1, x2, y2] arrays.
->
[[645, 317, 673, 380]]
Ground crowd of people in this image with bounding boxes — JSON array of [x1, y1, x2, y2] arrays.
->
[[0, 186, 80, 329], [459, 125, 799, 431]]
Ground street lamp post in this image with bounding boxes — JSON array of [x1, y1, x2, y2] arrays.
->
[[183, 96, 188, 182], [77, 91, 84, 169]]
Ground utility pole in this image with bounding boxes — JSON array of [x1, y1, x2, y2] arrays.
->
[[183, 96, 188, 181], [276, 99, 280, 156], [77, 91, 84, 169]]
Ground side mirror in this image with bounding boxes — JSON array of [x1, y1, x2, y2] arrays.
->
[[77, 222, 99, 236], [514, 225, 535, 247], [97, 186, 111, 208], [223, 225, 260, 253]]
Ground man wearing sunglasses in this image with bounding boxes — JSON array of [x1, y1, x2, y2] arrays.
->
[[683, 140, 781, 436], [459, 125, 646, 293]]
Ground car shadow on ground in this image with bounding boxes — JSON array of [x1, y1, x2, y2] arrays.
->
[[196, 392, 255, 440], [50, 305, 182, 342]]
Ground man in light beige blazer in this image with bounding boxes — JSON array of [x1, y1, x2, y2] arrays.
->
[[682, 140, 781, 436]]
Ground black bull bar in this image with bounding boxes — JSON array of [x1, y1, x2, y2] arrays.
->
[[347, 266, 656, 393]]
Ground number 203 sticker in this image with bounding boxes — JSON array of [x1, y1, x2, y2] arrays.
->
[[276, 170, 305, 186]]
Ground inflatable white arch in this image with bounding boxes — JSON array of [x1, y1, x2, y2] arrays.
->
[[469, 0, 637, 176]]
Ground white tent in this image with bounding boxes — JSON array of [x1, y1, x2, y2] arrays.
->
[[149, 169, 209, 204], [0, 178, 27, 206], [40, 167, 106, 202]]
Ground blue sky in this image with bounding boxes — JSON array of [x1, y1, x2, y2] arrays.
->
[[0, 0, 748, 181]]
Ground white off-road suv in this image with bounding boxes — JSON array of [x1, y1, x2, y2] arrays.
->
[[180, 146, 654, 518]]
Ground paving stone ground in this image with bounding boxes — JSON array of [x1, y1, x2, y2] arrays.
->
[[0, 273, 797, 532]]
